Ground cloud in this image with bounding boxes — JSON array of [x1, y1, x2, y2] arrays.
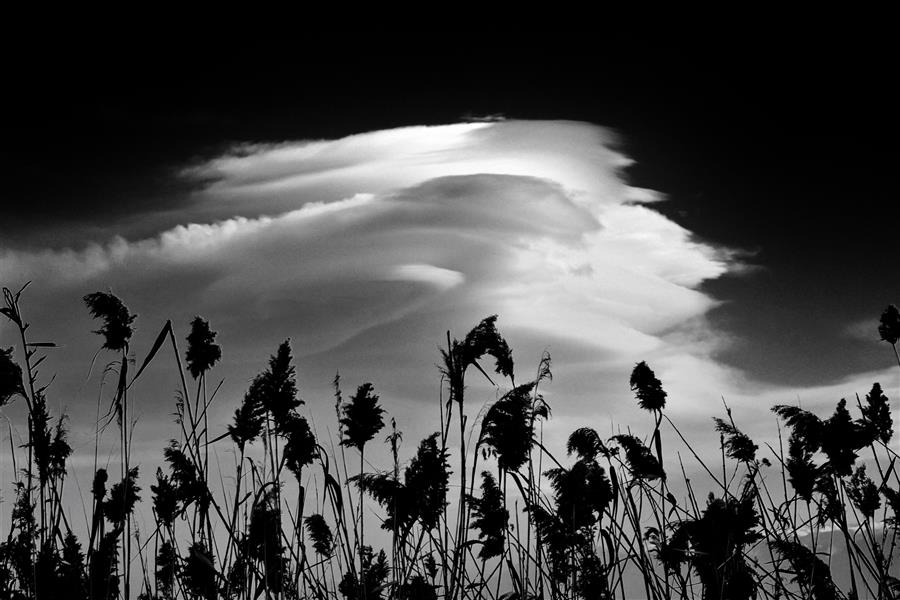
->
[[844, 316, 885, 344], [0, 122, 732, 424], [386, 264, 465, 291], [176, 120, 655, 224], [5, 119, 889, 519]]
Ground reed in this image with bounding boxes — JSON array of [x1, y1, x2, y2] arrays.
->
[[1, 286, 899, 599]]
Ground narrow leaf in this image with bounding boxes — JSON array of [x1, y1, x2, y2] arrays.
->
[[130, 320, 173, 387]]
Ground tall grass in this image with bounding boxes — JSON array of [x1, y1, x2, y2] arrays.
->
[[1, 285, 899, 599]]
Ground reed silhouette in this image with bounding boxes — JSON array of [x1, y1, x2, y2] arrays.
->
[[1, 284, 899, 599]]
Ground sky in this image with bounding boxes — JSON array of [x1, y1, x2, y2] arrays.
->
[[1, 32, 899, 518]]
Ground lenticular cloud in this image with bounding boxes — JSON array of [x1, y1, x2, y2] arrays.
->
[[0, 120, 736, 429]]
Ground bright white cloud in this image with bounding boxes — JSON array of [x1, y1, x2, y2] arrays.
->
[[386, 264, 465, 291], [178, 120, 655, 224], [0, 121, 731, 428], [5, 119, 887, 499]]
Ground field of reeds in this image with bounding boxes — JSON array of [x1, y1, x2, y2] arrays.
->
[[1, 282, 900, 599]]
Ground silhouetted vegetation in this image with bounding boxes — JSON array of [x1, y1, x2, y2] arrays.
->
[[1, 284, 900, 598]]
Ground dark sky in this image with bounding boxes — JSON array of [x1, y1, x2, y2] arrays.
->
[[3, 31, 898, 387]]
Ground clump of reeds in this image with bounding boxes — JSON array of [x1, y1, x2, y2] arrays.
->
[[2, 286, 900, 600]]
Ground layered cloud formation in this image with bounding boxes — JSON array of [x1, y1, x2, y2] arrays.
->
[[1, 120, 893, 468]]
